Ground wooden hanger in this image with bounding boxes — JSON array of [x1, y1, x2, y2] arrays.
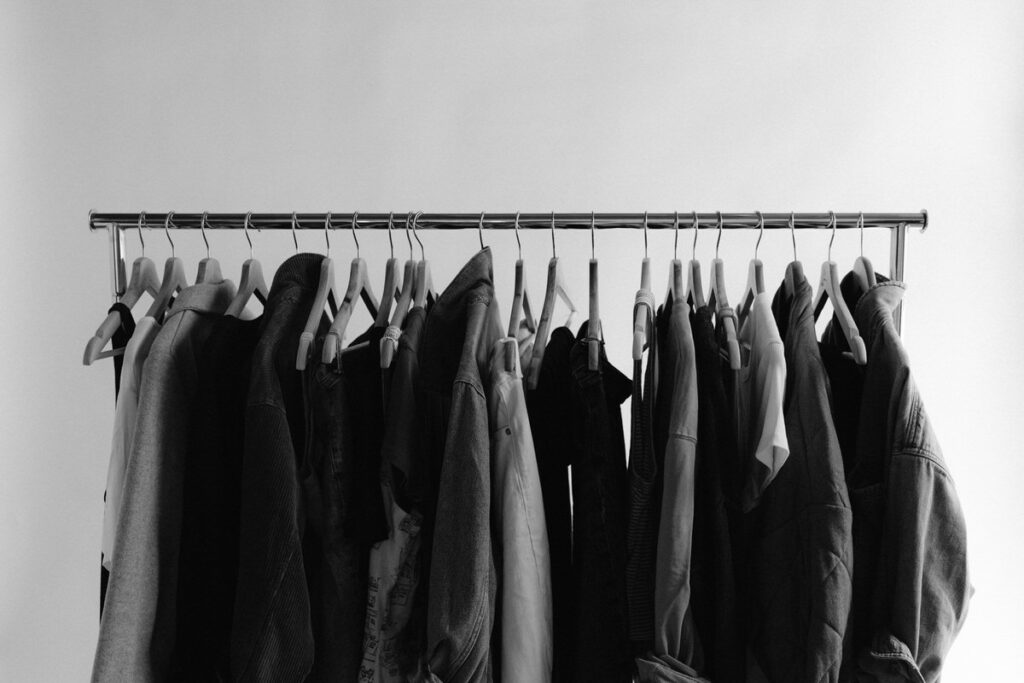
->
[[588, 213, 602, 370], [527, 213, 577, 390], [707, 213, 742, 370], [143, 212, 188, 322], [194, 212, 223, 284], [380, 214, 417, 369], [374, 213, 401, 328], [737, 211, 766, 329], [322, 213, 380, 364], [225, 212, 269, 318], [507, 212, 537, 338], [784, 212, 804, 297], [632, 212, 653, 362], [296, 213, 342, 371], [687, 211, 706, 309], [664, 212, 685, 307], [852, 213, 877, 289], [813, 211, 868, 365], [412, 212, 435, 309], [83, 216, 161, 365]]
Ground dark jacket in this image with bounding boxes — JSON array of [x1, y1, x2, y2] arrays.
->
[[230, 254, 327, 682], [736, 265, 854, 682], [823, 275, 970, 682], [422, 248, 504, 682]]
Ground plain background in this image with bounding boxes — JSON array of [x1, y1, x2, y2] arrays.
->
[[2, 2, 1022, 679]]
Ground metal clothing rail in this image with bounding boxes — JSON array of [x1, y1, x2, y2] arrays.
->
[[89, 210, 927, 332]]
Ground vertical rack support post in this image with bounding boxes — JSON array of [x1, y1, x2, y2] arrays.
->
[[108, 223, 127, 302], [889, 221, 907, 334]]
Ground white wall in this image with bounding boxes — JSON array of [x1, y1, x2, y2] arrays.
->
[[3, 2, 1021, 679]]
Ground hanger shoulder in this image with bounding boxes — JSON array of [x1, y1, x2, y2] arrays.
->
[[296, 258, 335, 370], [527, 257, 560, 390], [381, 260, 416, 369], [687, 259, 705, 308], [815, 260, 868, 365], [853, 255, 877, 289], [738, 258, 765, 327], [632, 257, 652, 361], [144, 257, 187, 320], [195, 257, 223, 284], [508, 259, 527, 338], [225, 259, 269, 318], [374, 257, 400, 327]]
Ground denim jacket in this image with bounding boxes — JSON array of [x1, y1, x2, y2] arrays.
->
[[421, 248, 504, 682], [824, 276, 970, 682]]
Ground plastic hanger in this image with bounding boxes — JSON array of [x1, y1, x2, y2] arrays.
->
[[83, 214, 161, 365], [687, 210, 706, 309], [737, 211, 766, 329], [784, 211, 805, 297], [225, 211, 269, 318], [374, 212, 401, 328], [194, 212, 223, 284], [632, 212, 653, 361], [412, 212, 435, 309], [380, 213, 417, 369], [296, 213, 342, 371], [527, 213, 577, 390], [588, 213, 602, 370], [813, 211, 868, 365], [707, 212, 742, 370], [507, 211, 537, 338], [663, 211, 685, 307], [851, 212, 877, 289], [143, 212, 189, 322], [322, 213, 380, 364]]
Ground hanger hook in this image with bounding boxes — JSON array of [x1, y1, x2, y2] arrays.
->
[[387, 212, 395, 258], [478, 211, 486, 250], [514, 211, 523, 260], [755, 210, 764, 260], [405, 212, 414, 259], [827, 210, 837, 261], [691, 210, 700, 260], [244, 211, 254, 259], [550, 211, 557, 258], [413, 211, 425, 259], [137, 211, 146, 257], [789, 211, 797, 261], [673, 211, 679, 260], [165, 211, 176, 257], [200, 211, 211, 259], [858, 211, 865, 257], [291, 212, 300, 253], [324, 212, 332, 256], [643, 211, 649, 259], [591, 212, 596, 259], [351, 211, 361, 258], [715, 211, 723, 259]]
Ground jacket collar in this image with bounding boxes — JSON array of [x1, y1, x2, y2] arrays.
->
[[166, 281, 236, 318], [420, 248, 495, 390], [267, 252, 326, 297], [853, 278, 906, 350], [771, 262, 814, 342]]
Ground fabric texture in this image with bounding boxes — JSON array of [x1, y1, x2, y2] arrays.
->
[[688, 305, 745, 683], [93, 281, 235, 682], [525, 326, 575, 683], [569, 323, 633, 683], [362, 305, 430, 682], [175, 314, 261, 680], [488, 337, 553, 683], [647, 294, 703, 675], [101, 316, 160, 574], [735, 265, 855, 682], [421, 248, 504, 683], [625, 296, 659, 653], [822, 274, 971, 683], [230, 254, 325, 682]]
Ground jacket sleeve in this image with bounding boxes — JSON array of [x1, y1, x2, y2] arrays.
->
[[864, 371, 971, 682], [93, 346, 188, 682]]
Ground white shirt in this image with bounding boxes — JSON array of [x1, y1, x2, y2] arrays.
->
[[737, 293, 789, 511]]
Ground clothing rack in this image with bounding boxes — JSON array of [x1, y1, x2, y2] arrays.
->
[[89, 210, 928, 333]]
